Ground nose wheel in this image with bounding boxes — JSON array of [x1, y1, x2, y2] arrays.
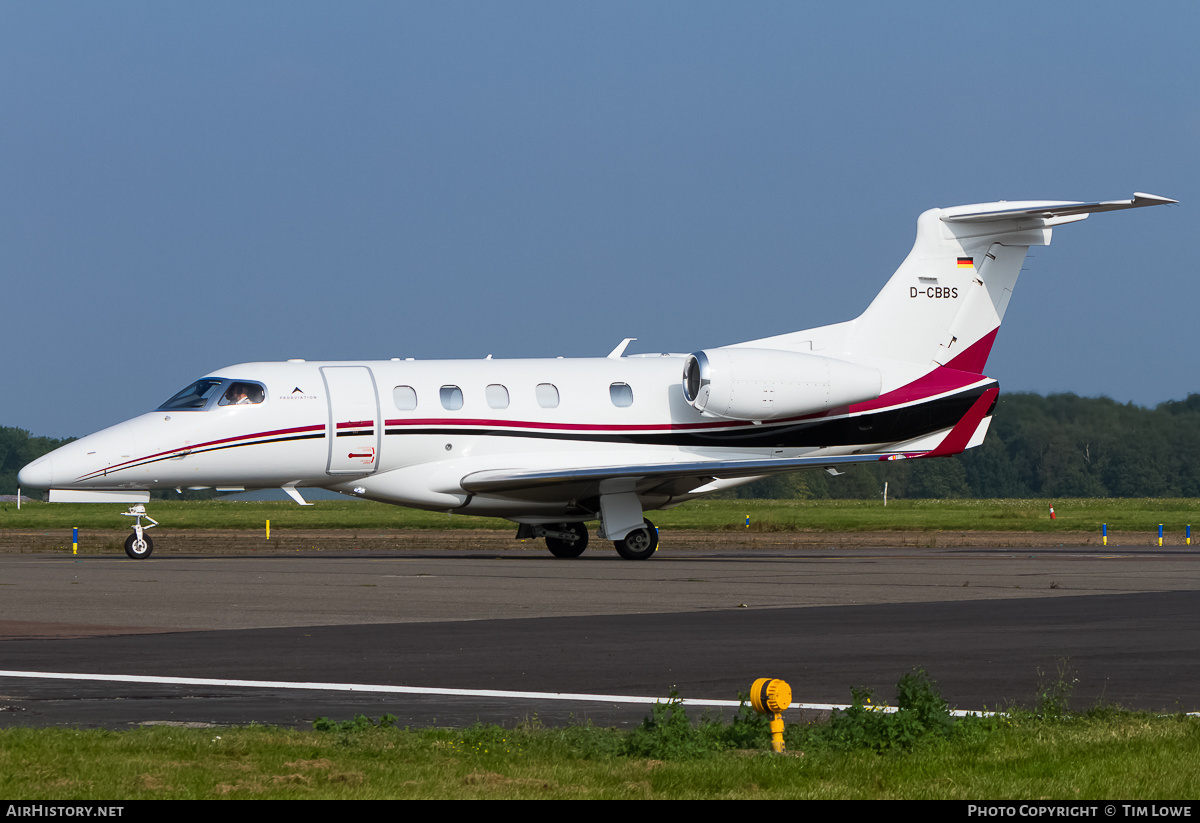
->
[[614, 519, 658, 560], [120, 505, 158, 559], [124, 532, 153, 559]]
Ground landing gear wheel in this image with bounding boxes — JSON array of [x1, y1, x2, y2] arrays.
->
[[546, 523, 589, 558], [614, 519, 658, 560], [124, 533, 153, 560]]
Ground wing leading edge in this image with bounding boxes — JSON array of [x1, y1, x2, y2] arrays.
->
[[459, 386, 998, 500], [460, 451, 898, 497]]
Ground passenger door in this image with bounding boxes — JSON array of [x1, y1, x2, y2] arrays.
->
[[321, 366, 381, 476]]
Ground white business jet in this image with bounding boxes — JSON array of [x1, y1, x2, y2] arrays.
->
[[20, 193, 1175, 560]]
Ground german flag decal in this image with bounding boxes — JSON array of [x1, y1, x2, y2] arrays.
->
[[957, 257, 974, 268]]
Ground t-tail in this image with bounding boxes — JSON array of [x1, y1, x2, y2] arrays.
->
[[849, 192, 1177, 376], [715, 192, 1177, 458]]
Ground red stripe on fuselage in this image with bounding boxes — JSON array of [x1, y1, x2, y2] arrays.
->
[[847, 367, 990, 415], [383, 417, 744, 433], [76, 423, 327, 481], [381, 364, 996, 435]]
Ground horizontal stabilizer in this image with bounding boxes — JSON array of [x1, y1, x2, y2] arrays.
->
[[942, 192, 1177, 224]]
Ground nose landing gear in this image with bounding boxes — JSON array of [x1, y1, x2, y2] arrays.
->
[[120, 504, 158, 559]]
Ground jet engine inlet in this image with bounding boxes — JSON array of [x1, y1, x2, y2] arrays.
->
[[681, 347, 881, 421]]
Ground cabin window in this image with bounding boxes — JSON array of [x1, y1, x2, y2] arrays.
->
[[158, 379, 226, 411], [486, 384, 510, 409], [393, 386, 417, 411], [440, 385, 464, 410], [536, 383, 559, 409], [609, 382, 634, 407], [219, 382, 266, 406]]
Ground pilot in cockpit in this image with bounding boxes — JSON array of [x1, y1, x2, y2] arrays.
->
[[223, 383, 262, 405]]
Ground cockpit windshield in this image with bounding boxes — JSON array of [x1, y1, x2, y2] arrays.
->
[[158, 379, 226, 410], [158, 379, 265, 411]]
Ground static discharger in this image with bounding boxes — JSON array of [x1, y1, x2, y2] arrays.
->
[[750, 677, 792, 753]]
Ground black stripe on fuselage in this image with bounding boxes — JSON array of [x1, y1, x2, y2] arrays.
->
[[383, 385, 996, 449]]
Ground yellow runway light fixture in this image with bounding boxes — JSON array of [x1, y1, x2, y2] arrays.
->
[[750, 677, 792, 753]]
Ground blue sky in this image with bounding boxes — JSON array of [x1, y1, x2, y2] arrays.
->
[[2, 1, 1195, 438]]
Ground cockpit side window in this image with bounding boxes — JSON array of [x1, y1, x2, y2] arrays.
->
[[158, 379, 226, 411], [219, 382, 266, 406]]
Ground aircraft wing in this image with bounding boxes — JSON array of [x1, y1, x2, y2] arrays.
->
[[460, 382, 997, 500], [459, 451, 903, 499]]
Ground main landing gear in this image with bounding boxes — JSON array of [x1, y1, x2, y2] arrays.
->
[[516, 522, 590, 558], [517, 519, 659, 560], [545, 522, 589, 558], [614, 519, 659, 561]]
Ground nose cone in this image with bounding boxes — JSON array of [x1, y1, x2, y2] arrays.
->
[[18, 415, 153, 491], [18, 454, 55, 489]]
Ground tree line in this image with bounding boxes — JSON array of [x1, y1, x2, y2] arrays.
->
[[733, 392, 1200, 500], [4, 392, 1200, 499], [0, 428, 74, 497]]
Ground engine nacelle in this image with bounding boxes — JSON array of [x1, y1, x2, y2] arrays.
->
[[682, 348, 882, 421]]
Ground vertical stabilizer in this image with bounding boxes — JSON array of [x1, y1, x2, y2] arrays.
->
[[842, 193, 1175, 375]]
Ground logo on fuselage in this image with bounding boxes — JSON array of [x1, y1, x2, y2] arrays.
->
[[279, 387, 318, 400]]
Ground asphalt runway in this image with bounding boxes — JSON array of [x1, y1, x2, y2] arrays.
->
[[2, 542, 1199, 729]]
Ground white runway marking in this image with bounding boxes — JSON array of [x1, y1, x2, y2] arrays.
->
[[0, 671, 844, 715], [0, 669, 986, 715]]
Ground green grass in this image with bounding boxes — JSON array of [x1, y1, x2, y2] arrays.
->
[[666, 497, 1200, 533], [0, 498, 512, 531], [2, 497, 1198, 534], [2, 710, 1198, 799]]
